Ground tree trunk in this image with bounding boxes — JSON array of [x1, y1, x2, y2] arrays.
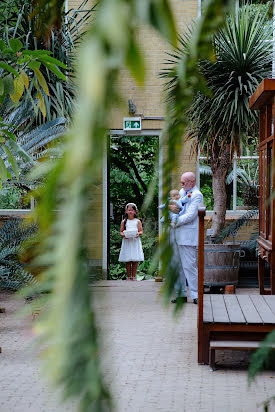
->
[[210, 143, 232, 238], [211, 167, 228, 237]]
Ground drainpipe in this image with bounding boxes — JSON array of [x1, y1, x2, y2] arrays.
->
[[197, 0, 201, 18], [273, 0, 275, 78]]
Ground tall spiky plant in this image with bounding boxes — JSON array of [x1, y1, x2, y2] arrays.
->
[[162, 4, 272, 237]]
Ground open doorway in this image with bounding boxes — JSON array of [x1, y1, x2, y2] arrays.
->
[[108, 133, 160, 280]]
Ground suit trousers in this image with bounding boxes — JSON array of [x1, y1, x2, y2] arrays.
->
[[177, 244, 198, 299], [170, 230, 187, 297]]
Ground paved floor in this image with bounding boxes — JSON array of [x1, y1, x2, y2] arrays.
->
[[0, 281, 275, 412]]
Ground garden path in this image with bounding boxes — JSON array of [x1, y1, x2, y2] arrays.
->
[[0, 282, 274, 411]]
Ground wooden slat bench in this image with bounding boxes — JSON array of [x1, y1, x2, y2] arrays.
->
[[197, 207, 275, 366], [209, 340, 275, 371]]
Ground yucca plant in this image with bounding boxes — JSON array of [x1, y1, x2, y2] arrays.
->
[[162, 4, 272, 237]]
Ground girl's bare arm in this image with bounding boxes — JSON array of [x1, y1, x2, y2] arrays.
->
[[120, 220, 125, 236], [137, 220, 143, 236]]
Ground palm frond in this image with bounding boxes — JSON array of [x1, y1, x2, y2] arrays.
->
[[214, 208, 259, 243], [199, 164, 212, 176], [0, 218, 37, 291]]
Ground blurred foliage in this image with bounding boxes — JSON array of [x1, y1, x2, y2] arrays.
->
[[24, 0, 178, 411], [21, 0, 275, 411]]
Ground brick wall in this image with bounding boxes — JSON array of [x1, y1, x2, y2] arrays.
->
[[67, 0, 199, 269]]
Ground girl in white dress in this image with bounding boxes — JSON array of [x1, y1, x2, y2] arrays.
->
[[118, 203, 144, 280]]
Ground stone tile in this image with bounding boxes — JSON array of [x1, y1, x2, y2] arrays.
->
[[0, 283, 275, 412]]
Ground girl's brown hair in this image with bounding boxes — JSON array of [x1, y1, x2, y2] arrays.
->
[[123, 203, 138, 230]]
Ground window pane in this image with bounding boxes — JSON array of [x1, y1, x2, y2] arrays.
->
[[199, 161, 214, 210], [236, 158, 259, 209]]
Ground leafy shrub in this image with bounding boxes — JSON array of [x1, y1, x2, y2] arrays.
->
[[0, 184, 30, 209], [109, 263, 126, 280]]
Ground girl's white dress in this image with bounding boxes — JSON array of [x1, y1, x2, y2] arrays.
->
[[119, 218, 144, 262]]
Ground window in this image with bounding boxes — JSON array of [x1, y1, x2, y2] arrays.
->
[[198, 152, 259, 213]]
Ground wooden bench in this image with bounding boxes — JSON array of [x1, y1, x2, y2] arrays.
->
[[209, 340, 275, 371], [197, 207, 275, 366]]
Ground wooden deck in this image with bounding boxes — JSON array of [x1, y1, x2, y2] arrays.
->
[[197, 207, 275, 365], [204, 294, 275, 324]]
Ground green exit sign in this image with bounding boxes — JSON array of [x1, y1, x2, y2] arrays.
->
[[123, 117, 142, 131]]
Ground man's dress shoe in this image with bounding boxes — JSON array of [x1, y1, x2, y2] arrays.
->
[[193, 298, 198, 304], [171, 297, 187, 303]]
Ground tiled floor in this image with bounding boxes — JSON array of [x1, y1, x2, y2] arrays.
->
[[0, 281, 274, 412]]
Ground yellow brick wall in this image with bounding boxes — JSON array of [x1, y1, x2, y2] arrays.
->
[[111, 0, 198, 129], [67, 0, 200, 267]]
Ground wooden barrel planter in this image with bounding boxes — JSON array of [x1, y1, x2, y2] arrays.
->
[[203, 243, 244, 287]]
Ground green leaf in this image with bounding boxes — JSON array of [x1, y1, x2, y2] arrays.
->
[[0, 156, 8, 181], [3, 75, 14, 95], [0, 62, 19, 77], [43, 62, 67, 81], [3, 48, 14, 55], [10, 77, 24, 103], [28, 61, 41, 70], [0, 78, 4, 96], [2, 130, 16, 141], [36, 90, 46, 117], [34, 68, 49, 96], [38, 55, 68, 69], [0, 40, 6, 51], [9, 39, 23, 53], [22, 50, 52, 57], [8, 139, 34, 164], [20, 71, 29, 89], [4, 145, 19, 179], [148, 0, 177, 47]]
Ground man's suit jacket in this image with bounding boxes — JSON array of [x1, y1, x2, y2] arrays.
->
[[175, 185, 203, 246]]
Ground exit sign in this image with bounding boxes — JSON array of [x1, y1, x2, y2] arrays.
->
[[123, 117, 142, 131]]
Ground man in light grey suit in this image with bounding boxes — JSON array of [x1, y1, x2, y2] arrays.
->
[[170, 172, 203, 304]]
